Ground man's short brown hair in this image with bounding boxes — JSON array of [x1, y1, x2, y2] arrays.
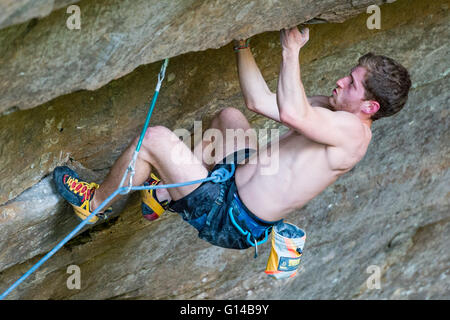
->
[[358, 53, 411, 121]]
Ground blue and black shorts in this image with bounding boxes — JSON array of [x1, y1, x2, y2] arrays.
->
[[168, 149, 283, 250]]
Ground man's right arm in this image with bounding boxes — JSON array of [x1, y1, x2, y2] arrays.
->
[[234, 40, 281, 122], [235, 41, 335, 121]]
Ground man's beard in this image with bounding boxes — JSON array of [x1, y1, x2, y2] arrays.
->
[[328, 96, 337, 111]]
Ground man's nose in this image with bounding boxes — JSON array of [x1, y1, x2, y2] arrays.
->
[[336, 78, 345, 88]]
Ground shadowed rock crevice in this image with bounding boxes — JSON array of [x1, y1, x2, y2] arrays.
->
[[0, 0, 389, 114]]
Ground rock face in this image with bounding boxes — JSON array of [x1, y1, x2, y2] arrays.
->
[[0, 0, 385, 115], [0, 0, 449, 300]]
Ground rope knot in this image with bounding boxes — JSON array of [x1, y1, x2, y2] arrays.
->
[[210, 164, 236, 183]]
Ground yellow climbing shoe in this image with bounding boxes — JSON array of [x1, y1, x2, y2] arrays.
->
[[53, 166, 112, 224], [141, 173, 169, 221]]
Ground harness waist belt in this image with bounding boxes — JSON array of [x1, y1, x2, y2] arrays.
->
[[228, 181, 283, 241]]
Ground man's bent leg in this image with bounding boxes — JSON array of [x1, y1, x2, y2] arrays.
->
[[90, 137, 150, 211], [92, 125, 208, 211], [193, 107, 257, 169]]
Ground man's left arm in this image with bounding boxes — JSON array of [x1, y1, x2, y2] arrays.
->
[[277, 27, 362, 147]]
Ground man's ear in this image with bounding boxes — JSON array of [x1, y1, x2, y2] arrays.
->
[[362, 100, 380, 116]]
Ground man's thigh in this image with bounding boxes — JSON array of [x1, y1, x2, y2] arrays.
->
[[194, 107, 258, 169], [140, 126, 209, 201]]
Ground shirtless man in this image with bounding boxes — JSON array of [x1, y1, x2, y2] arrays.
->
[[53, 27, 411, 251]]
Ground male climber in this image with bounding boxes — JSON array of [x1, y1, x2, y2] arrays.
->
[[53, 27, 411, 250]]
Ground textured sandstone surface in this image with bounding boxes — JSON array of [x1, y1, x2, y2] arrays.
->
[[0, 0, 384, 115], [0, 0, 449, 300]]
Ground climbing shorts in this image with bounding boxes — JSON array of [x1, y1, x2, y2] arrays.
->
[[168, 149, 282, 250]]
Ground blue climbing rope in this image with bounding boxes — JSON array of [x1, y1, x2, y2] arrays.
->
[[118, 59, 169, 195], [0, 58, 235, 300]]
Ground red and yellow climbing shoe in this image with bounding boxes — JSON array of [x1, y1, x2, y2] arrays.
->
[[141, 173, 169, 221], [53, 166, 112, 224]]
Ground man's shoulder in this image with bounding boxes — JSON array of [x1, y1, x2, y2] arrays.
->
[[334, 110, 368, 135], [324, 111, 372, 156], [312, 107, 366, 135]]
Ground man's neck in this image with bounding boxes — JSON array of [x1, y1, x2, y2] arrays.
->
[[307, 95, 334, 110], [362, 119, 373, 128]]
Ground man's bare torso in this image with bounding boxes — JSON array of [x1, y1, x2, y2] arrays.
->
[[235, 117, 372, 222]]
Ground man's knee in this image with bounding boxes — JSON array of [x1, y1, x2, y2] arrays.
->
[[215, 107, 245, 122], [141, 125, 175, 149]]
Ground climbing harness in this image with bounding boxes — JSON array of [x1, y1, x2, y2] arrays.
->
[[228, 207, 272, 258], [0, 58, 236, 300]]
